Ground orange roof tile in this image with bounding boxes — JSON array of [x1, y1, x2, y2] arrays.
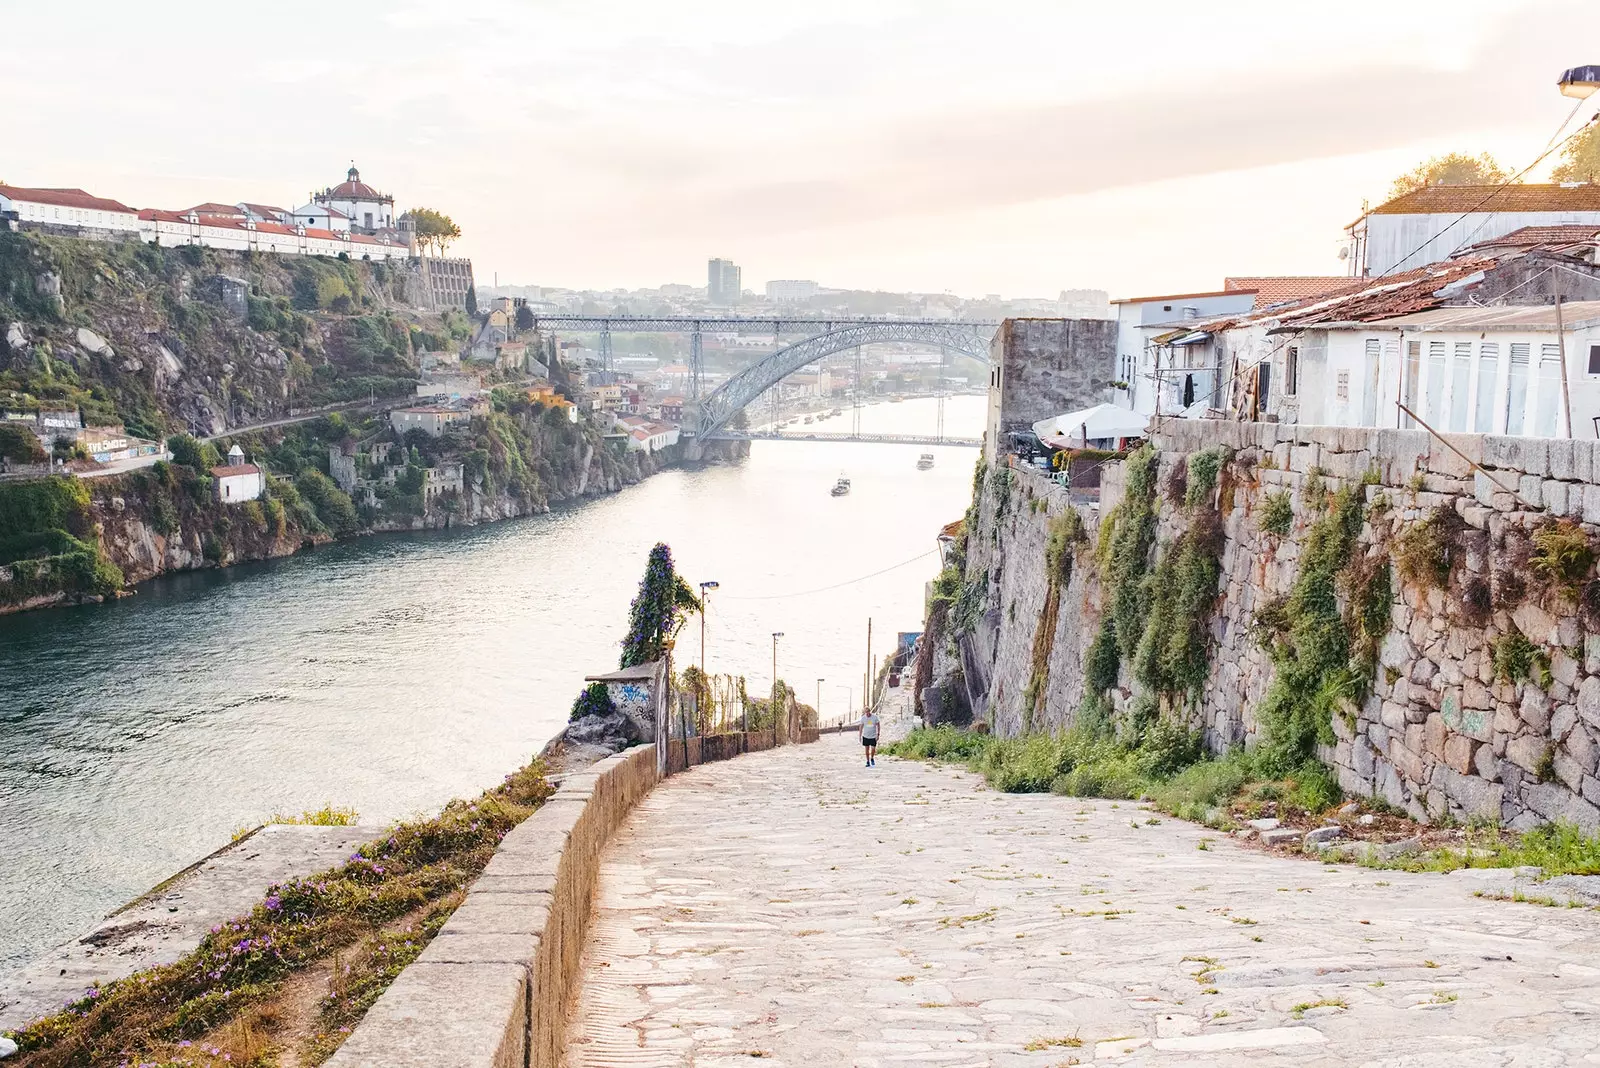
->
[[0, 184, 137, 214], [1224, 276, 1363, 308], [1367, 182, 1600, 217], [210, 464, 261, 477]]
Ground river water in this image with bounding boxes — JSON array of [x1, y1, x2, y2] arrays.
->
[[0, 396, 984, 969]]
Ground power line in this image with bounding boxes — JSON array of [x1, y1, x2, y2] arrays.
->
[[1385, 103, 1597, 276], [717, 549, 941, 601]]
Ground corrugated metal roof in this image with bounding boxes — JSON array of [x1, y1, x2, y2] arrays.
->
[[1366, 300, 1600, 330]]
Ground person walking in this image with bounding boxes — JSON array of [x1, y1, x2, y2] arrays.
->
[[860, 707, 881, 767]]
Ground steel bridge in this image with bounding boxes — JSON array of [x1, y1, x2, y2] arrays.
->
[[700, 430, 982, 448], [528, 314, 998, 437]]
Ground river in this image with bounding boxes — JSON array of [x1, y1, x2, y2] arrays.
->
[[0, 395, 984, 970]]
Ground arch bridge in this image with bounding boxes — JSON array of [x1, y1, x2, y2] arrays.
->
[[528, 315, 998, 437]]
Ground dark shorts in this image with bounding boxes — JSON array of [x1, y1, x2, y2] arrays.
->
[[862, 734, 878, 746]]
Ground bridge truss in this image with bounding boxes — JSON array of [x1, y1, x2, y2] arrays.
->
[[527, 315, 998, 437]]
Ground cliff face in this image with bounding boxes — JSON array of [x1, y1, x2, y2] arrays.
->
[[944, 422, 1600, 832]]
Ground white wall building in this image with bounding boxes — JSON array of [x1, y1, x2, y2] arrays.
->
[[1112, 289, 1257, 417], [211, 461, 266, 502], [390, 406, 471, 437], [138, 209, 408, 261], [0, 185, 140, 234], [766, 279, 819, 302], [1347, 184, 1600, 278], [312, 166, 395, 233], [287, 203, 351, 233]]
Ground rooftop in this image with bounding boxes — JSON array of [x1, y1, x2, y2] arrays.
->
[[1109, 288, 1253, 306], [1367, 300, 1600, 331], [209, 464, 261, 477], [1362, 182, 1600, 219], [0, 184, 137, 215], [1223, 276, 1361, 308]]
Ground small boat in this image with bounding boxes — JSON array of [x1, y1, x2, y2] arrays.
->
[[917, 453, 934, 470], [830, 476, 851, 497]]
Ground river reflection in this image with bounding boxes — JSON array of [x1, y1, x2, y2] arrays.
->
[[0, 396, 984, 968]]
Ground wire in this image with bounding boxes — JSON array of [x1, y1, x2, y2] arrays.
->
[[1386, 104, 1597, 276], [716, 549, 942, 601]]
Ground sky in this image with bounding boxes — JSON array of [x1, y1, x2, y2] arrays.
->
[[6, 0, 1600, 299]]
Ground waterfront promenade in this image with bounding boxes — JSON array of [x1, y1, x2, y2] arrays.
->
[[564, 734, 1600, 1066]]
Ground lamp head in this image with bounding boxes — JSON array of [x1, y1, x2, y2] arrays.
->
[[700, 580, 719, 590], [773, 631, 784, 639], [1559, 65, 1600, 99]]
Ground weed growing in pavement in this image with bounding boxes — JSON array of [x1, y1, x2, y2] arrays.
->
[[1024, 1035, 1083, 1051], [1290, 997, 1348, 1019]]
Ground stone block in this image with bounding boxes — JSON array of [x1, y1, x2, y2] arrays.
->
[[1552, 651, 1581, 689], [1553, 704, 1580, 742], [1289, 444, 1320, 473], [1541, 480, 1570, 517], [1512, 601, 1559, 646], [1476, 743, 1500, 780], [1321, 450, 1374, 481], [1473, 470, 1497, 507], [1443, 734, 1476, 775], [324, 962, 527, 1068], [1582, 484, 1600, 526], [416, 930, 542, 967], [1484, 435, 1550, 478], [1505, 735, 1551, 776], [1424, 712, 1447, 758], [1259, 827, 1304, 847], [1578, 675, 1600, 730], [1434, 766, 1504, 820], [1521, 781, 1600, 831], [1389, 738, 1427, 785], [446, 895, 554, 937], [1304, 825, 1344, 846], [1519, 688, 1552, 734], [1519, 475, 1544, 509]]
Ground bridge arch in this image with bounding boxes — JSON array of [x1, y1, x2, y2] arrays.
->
[[691, 321, 995, 437]]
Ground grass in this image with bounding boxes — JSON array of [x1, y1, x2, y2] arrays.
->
[[7, 761, 556, 1067], [1361, 820, 1600, 877], [1289, 997, 1348, 1019], [1023, 1035, 1083, 1051]]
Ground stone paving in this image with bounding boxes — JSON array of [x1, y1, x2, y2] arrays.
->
[[564, 734, 1600, 1067]]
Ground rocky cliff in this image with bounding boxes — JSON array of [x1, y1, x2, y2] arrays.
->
[[936, 422, 1600, 832]]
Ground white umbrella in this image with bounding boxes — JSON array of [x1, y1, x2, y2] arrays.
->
[[1031, 403, 1150, 448]]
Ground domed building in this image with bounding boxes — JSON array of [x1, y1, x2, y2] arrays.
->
[[309, 165, 394, 234]]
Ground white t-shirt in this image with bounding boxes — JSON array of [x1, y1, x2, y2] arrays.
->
[[861, 712, 881, 740]]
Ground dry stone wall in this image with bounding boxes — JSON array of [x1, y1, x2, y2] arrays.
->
[[956, 422, 1600, 832]]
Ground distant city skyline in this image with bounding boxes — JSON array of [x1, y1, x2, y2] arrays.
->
[[5, 0, 1597, 298]]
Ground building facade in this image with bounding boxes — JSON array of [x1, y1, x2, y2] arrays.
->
[[765, 279, 819, 302], [708, 258, 742, 305], [390, 406, 470, 437], [311, 166, 395, 233], [984, 318, 1119, 461], [0, 185, 140, 237]]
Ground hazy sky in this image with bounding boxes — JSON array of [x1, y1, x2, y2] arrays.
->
[[6, 1, 1599, 298]]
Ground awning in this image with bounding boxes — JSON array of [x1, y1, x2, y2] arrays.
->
[[1169, 331, 1211, 346], [1031, 403, 1151, 448]]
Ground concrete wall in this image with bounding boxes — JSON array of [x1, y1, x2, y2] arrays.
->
[[985, 318, 1118, 460], [959, 421, 1600, 831]]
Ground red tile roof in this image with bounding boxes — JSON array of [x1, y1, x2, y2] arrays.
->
[[1367, 183, 1600, 216], [0, 184, 137, 214], [186, 202, 243, 216], [1266, 259, 1501, 328], [1457, 224, 1600, 255], [1224, 276, 1363, 308], [210, 464, 261, 477], [326, 181, 392, 201], [139, 208, 189, 222], [239, 202, 288, 217]]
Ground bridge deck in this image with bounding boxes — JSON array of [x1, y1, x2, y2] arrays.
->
[[564, 735, 1600, 1066]]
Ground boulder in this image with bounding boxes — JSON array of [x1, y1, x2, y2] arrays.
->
[[76, 326, 114, 358]]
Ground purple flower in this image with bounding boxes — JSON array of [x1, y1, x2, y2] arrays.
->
[[264, 895, 281, 911]]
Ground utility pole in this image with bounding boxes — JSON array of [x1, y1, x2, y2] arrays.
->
[[769, 632, 784, 734], [698, 580, 719, 735], [864, 617, 872, 717], [1556, 288, 1574, 438]]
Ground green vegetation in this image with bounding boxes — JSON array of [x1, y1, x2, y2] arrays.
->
[[0, 477, 123, 603], [1093, 444, 1160, 673], [1260, 491, 1293, 536], [619, 543, 700, 668], [1133, 508, 1223, 699], [9, 760, 556, 1067], [1253, 487, 1387, 774], [1367, 820, 1600, 877], [1528, 518, 1595, 600], [571, 681, 616, 722], [1184, 447, 1225, 508], [1492, 628, 1550, 687], [1395, 506, 1463, 590], [1390, 152, 1509, 199]]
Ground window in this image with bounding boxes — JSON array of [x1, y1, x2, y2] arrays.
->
[[1362, 339, 1382, 426], [1423, 341, 1446, 427], [1535, 344, 1562, 436], [1285, 346, 1299, 395], [1255, 362, 1272, 416], [1402, 339, 1421, 426], [1589, 344, 1600, 375], [1506, 343, 1530, 436], [1475, 343, 1499, 433], [1449, 343, 1471, 432]]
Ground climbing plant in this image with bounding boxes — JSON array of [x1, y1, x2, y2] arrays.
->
[[1093, 444, 1160, 668], [619, 542, 701, 668], [1253, 486, 1389, 774], [1132, 507, 1224, 700], [569, 681, 616, 722]]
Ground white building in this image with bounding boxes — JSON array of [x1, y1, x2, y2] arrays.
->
[[312, 165, 395, 234], [1346, 183, 1600, 278], [390, 406, 471, 437], [1112, 289, 1257, 418], [138, 209, 408, 261], [618, 416, 680, 453], [423, 462, 465, 501], [287, 203, 351, 233], [211, 448, 266, 502], [766, 279, 819, 302], [0, 185, 140, 235]]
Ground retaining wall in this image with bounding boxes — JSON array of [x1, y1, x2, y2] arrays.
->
[[327, 729, 818, 1068], [957, 421, 1600, 831]]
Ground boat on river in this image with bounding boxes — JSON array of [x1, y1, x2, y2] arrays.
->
[[830, 476, 851, 497], [917, 453, 934, 470]]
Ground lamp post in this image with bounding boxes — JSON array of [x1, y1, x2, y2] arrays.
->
[[1558, 65, 1600, 98], [698, 580, 719, 730], [816, 677, 825, 722], [767, 631, 784, 734]]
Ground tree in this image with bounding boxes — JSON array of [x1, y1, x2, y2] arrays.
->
[[465, 287, 478, 316], [0, 424, 47, 464], [1389, 152, 1511, 200], [166, 433, 220, 471], [515, 304, 535, 332], [1552, 124, 1600, 183], [406, 208, 461, 257], [619, 543, 701, 667]]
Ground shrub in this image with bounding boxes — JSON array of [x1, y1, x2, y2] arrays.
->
[[1260, 491, 1293, 536], [1396, 506, 1464, 589], [1493, 628, 1550, 686], [166, 433, 221, 471], [295, 469, 359, 535], [1184, 448, 1225, 508], [570, 681, 616, 722], [1528, 519, 1594, 600]]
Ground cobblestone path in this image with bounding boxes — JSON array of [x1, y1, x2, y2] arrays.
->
[[564, 735, 1600, 1066]]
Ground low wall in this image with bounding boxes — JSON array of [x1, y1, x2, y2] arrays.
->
[[328, 729, 819, 1067]]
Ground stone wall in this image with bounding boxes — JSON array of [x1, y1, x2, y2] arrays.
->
[[984, 318, 1117, 462], [955, 422, 1600, 832], [327, 727, 821, 1068]]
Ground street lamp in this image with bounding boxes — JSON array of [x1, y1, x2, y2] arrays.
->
[[697, 580, 718, 732], [765, 631, 784, 733], [816, 677, 825, 721]]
